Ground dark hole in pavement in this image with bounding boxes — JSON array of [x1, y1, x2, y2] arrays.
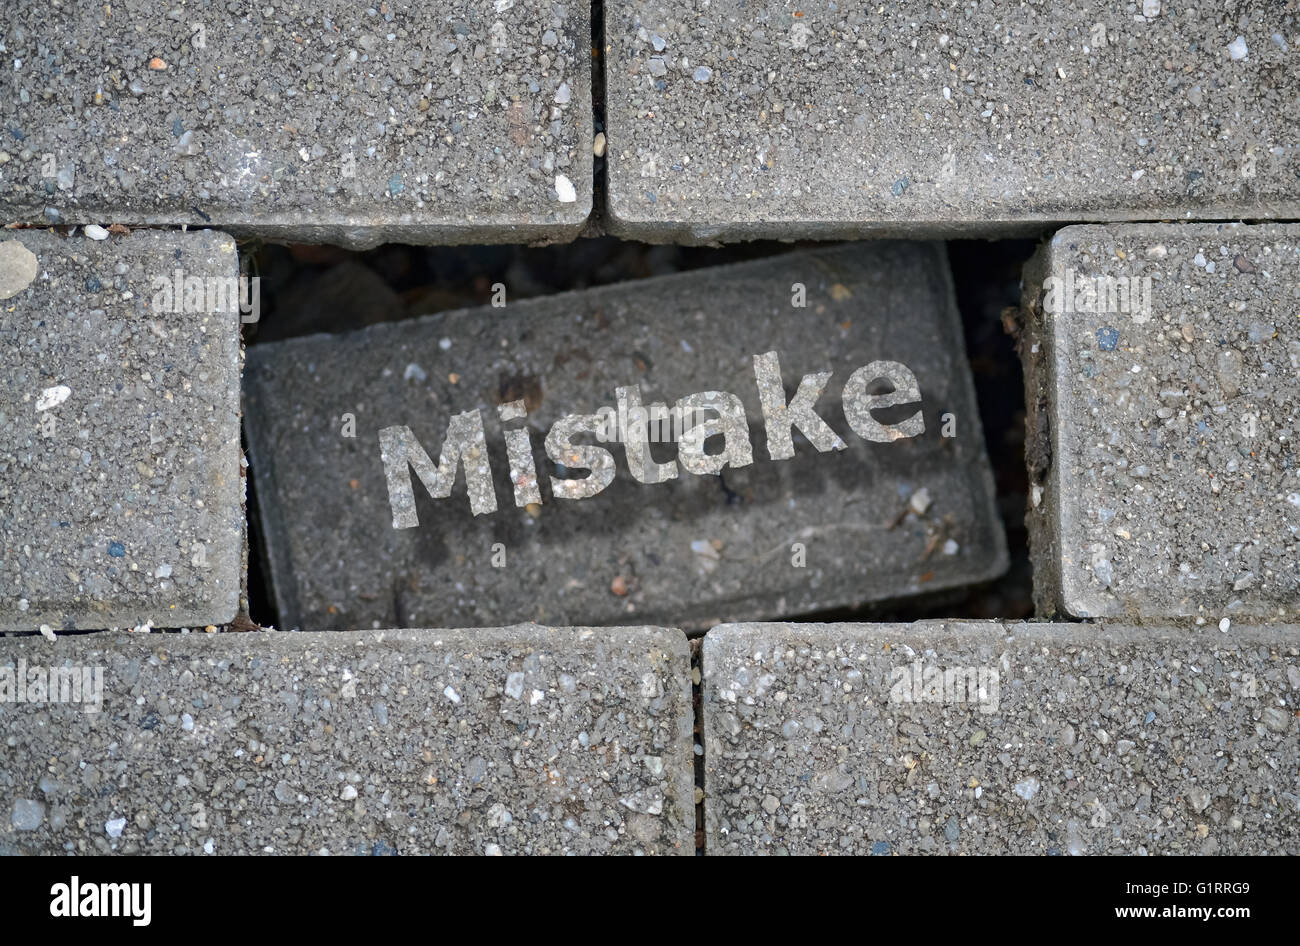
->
[[240, 237, 1039, 630]]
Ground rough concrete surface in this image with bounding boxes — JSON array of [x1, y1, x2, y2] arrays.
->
[[1021, 223, 1300, 621], [704, 621, 1300, 855], [0, 229, 243, 632], [0, 2, 591, 247], [604, 1, 1300, 243], [0, 625, 694, 855], [243, 243, 1006, 631]]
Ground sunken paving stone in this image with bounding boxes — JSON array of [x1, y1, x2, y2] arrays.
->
[[243, 243, 1006, 631], [0, 625, 694, 855], [1021, 223, 1300, 622], [0, 2, 591, 248], [703, 621, 1300, 856], [603, 1, 1300, 244], [0, 229, 243, 632]]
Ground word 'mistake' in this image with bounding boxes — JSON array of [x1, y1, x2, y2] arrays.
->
[[379, 351, 924, 528]]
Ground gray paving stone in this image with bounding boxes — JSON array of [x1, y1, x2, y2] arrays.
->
[[0, 2, 591, 248], [703, 621, 1300, 855], [243, 243, 1005, 631], [604, 1, 1300, 243], [0, 229, 243, 632], [0, 624, 693, 855], [1021, 223, 1300, 621]]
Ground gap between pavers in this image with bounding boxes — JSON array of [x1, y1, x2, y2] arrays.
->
[[242, 242, 1006, 632]]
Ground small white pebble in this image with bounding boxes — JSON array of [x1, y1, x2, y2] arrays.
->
[[39, 624, 55, 641], [35, 385, 71, 411], [554, 173, 577, 203], [443, 685, 460, 704], [182, 713, 194, 731], [504, 672, 525, 700], [341, 785, 358, 801], [909, 488, 932, 515], [1227, 35, 1248, 60], [1013, 778, 1040, 800], [105, 817, 126, 839], [83, 224, 110, 240], [1219, 618, 1231, 633]]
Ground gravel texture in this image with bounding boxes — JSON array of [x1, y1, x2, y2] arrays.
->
[[0, 1, 591, 248], [243, 243, 1006, 631], [704, 621, 1300, 855], [0, 624, 694, 855], [1021, 223, 1300, 621], [0, 229, 242, 632], [604, 1, 1300, 243]]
